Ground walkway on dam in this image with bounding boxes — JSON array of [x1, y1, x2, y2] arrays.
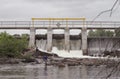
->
[[0, 21, 120, 29]]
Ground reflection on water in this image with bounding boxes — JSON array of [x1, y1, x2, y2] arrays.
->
[[0, 64, 120, 79]]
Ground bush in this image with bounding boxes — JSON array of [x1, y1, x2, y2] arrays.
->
[[0, 32, 28, 58]]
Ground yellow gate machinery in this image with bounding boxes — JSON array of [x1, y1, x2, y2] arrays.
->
[[31, 18, 86, 27]]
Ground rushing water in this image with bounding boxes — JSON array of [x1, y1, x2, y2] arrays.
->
[[0, 64, 120, 79]]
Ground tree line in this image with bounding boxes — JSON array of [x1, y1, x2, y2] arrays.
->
[[88, 29, 120, 37]]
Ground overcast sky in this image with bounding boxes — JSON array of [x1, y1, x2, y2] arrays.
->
[[0, 0, 120, 34], [0, 0, 120, 21]]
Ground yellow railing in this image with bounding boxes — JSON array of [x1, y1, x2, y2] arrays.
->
[[31, 18, 86, 27], [32, 18, 85, 21]]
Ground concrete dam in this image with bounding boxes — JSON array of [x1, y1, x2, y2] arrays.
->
[[35, 34, 120, 56], [0, 18, 120, 56]]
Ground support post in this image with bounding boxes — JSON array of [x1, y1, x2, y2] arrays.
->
[[47, 27, 53, 52], [81, 27, 88, 55], [29, 27, 36, 48], [64, 28, 70, 52]]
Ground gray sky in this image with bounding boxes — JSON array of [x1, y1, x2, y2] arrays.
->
[[0, 0, 120, 21], [0, 0, 120, 35]]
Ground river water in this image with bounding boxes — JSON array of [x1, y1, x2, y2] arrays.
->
[[0, 64, 120, 79]]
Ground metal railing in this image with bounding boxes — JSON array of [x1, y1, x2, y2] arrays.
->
[[0, 21, 120, 27]]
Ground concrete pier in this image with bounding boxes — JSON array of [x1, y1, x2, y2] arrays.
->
[[64, 28, 70, 52], [81, 27, 88, 55], [29, 27, 36, 47], [47, 27, 53, 52]]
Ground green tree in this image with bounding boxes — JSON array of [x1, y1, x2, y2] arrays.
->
[[88, 30, 96, 37], [105, 30, 114, 37], [95, 29, 106, 36], [0, 32, 28, 58], [115, 28, 120, 37], [88, 29, 114, 37]]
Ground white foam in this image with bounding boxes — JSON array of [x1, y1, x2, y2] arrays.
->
[[38, 47, 95, 58], [38, 47, 120, 60], [51, 47, 82, 58]]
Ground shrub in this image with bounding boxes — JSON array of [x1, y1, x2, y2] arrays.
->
[[0, 32, 28, 58]]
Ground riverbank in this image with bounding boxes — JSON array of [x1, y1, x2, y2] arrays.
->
[[0, 56, 119, 68], [0, 47, 120, 67]]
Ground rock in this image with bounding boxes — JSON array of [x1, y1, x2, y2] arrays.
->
[[0, 58, 23, 64], [103, 50, 120, 57], [34, 49, 58, 57], [21, 58, 35, 63], [34, 58, 42, 64], [58, 63, 65, 67]]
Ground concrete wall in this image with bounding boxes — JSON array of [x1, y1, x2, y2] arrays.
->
[[88, 38, 120, 56], [36, 37, 120, 56]]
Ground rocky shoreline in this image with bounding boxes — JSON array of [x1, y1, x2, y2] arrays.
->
[[0, 47, 120, 67], [0, 57, 119, 68], [50, 57, 120, 67]]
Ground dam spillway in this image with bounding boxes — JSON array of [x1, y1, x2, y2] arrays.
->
[[35, 34, 120, 56], [0, 18, 120, 55]]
